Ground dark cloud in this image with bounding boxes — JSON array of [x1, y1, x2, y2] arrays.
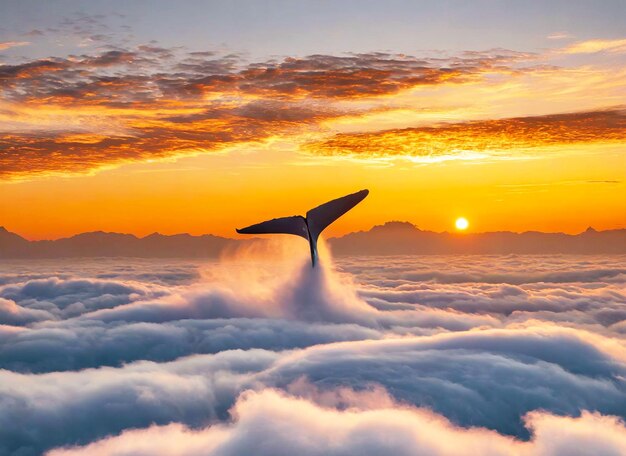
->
[[24, 29, 45, 37], [0, 50, 496, 106], [237, 53, 473, 99], [77, 50, 140, 67], [57, 12, 132, 46]]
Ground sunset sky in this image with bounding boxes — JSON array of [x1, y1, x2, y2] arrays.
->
[[1, 0, 625, 239], [2, 4, 626, 456]]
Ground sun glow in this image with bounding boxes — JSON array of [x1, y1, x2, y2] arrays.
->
[[455, 217, 469, 231]]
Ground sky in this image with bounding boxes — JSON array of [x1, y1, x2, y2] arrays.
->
[[1, 4, 626, 453], [0, 0, 625, 239]]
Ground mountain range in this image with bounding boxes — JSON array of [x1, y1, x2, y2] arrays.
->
[[1, 222, 625, 258], [329, 221, 626, 255]]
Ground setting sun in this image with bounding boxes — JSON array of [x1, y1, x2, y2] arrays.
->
[[455, 217, 469, 231]]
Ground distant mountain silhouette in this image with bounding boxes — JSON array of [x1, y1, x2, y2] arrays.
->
[[0, 227, 237, 258], [0, 222, 624, 258], [328, 221, 626, 255], [0, 227, 31, 257]]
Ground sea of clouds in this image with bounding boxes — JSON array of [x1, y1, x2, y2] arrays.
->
[[0, 240, 625, 455]]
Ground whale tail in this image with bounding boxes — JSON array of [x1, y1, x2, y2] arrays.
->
[[236, 189, 369, 267]]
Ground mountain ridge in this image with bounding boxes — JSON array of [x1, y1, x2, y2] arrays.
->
[[1, 222, 625, 258], [328, 221, 626, 255], [0, 227, 238, 258]]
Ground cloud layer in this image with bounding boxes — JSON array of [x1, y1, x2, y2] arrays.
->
[[0, 49, 503, 178], [303, 108, 626, 159], [49, 389, 626, 456], [2, 41, 624, 178], [0, 249, 624, 455]]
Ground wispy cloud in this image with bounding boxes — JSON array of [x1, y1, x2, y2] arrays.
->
[[560, 38, 626, 54], [547, 31, 573, 40], [303, 108, 626, 161], [0, 41, 29, 51]]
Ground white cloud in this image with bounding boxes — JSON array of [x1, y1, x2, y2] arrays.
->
[[0, 252, 624, 454], [48, 389, 626, 456]]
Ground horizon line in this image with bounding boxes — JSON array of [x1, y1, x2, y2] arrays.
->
[[2, 221, 625, 243]]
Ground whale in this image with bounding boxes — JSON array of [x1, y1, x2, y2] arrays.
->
[[236, 189, 369, 267]]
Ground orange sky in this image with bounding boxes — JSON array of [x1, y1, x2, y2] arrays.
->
[[1, 38, 625, 240]]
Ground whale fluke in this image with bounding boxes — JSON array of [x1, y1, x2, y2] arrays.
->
[[236, 189, 369, 267]]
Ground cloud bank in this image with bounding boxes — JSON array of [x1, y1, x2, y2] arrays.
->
[[49, 389, 626, 456], [0, 249, 624, 455]]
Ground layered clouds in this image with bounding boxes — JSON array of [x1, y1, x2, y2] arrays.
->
[[49, 391, 626, 456], [0, 48, 514, 178], [1, 37, 625, 179], [0, 247, 625, 455]]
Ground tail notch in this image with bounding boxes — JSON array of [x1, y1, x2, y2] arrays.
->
[[235, 189, 369, 267]]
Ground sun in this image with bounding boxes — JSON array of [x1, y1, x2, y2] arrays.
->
[[455, 217, 469, 231]]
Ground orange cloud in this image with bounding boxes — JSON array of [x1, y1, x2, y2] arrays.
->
[[561, 38, 626, 54], [0, 41, 29, 51], [0, 48, 533, 179], [0, 45, 621, 179], [303, 108, 626, 160]]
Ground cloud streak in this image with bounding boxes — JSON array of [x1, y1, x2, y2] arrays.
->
[[561, 38, 626, 54], [0, 41, 29, 51], [303, 108, 626, 160]]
